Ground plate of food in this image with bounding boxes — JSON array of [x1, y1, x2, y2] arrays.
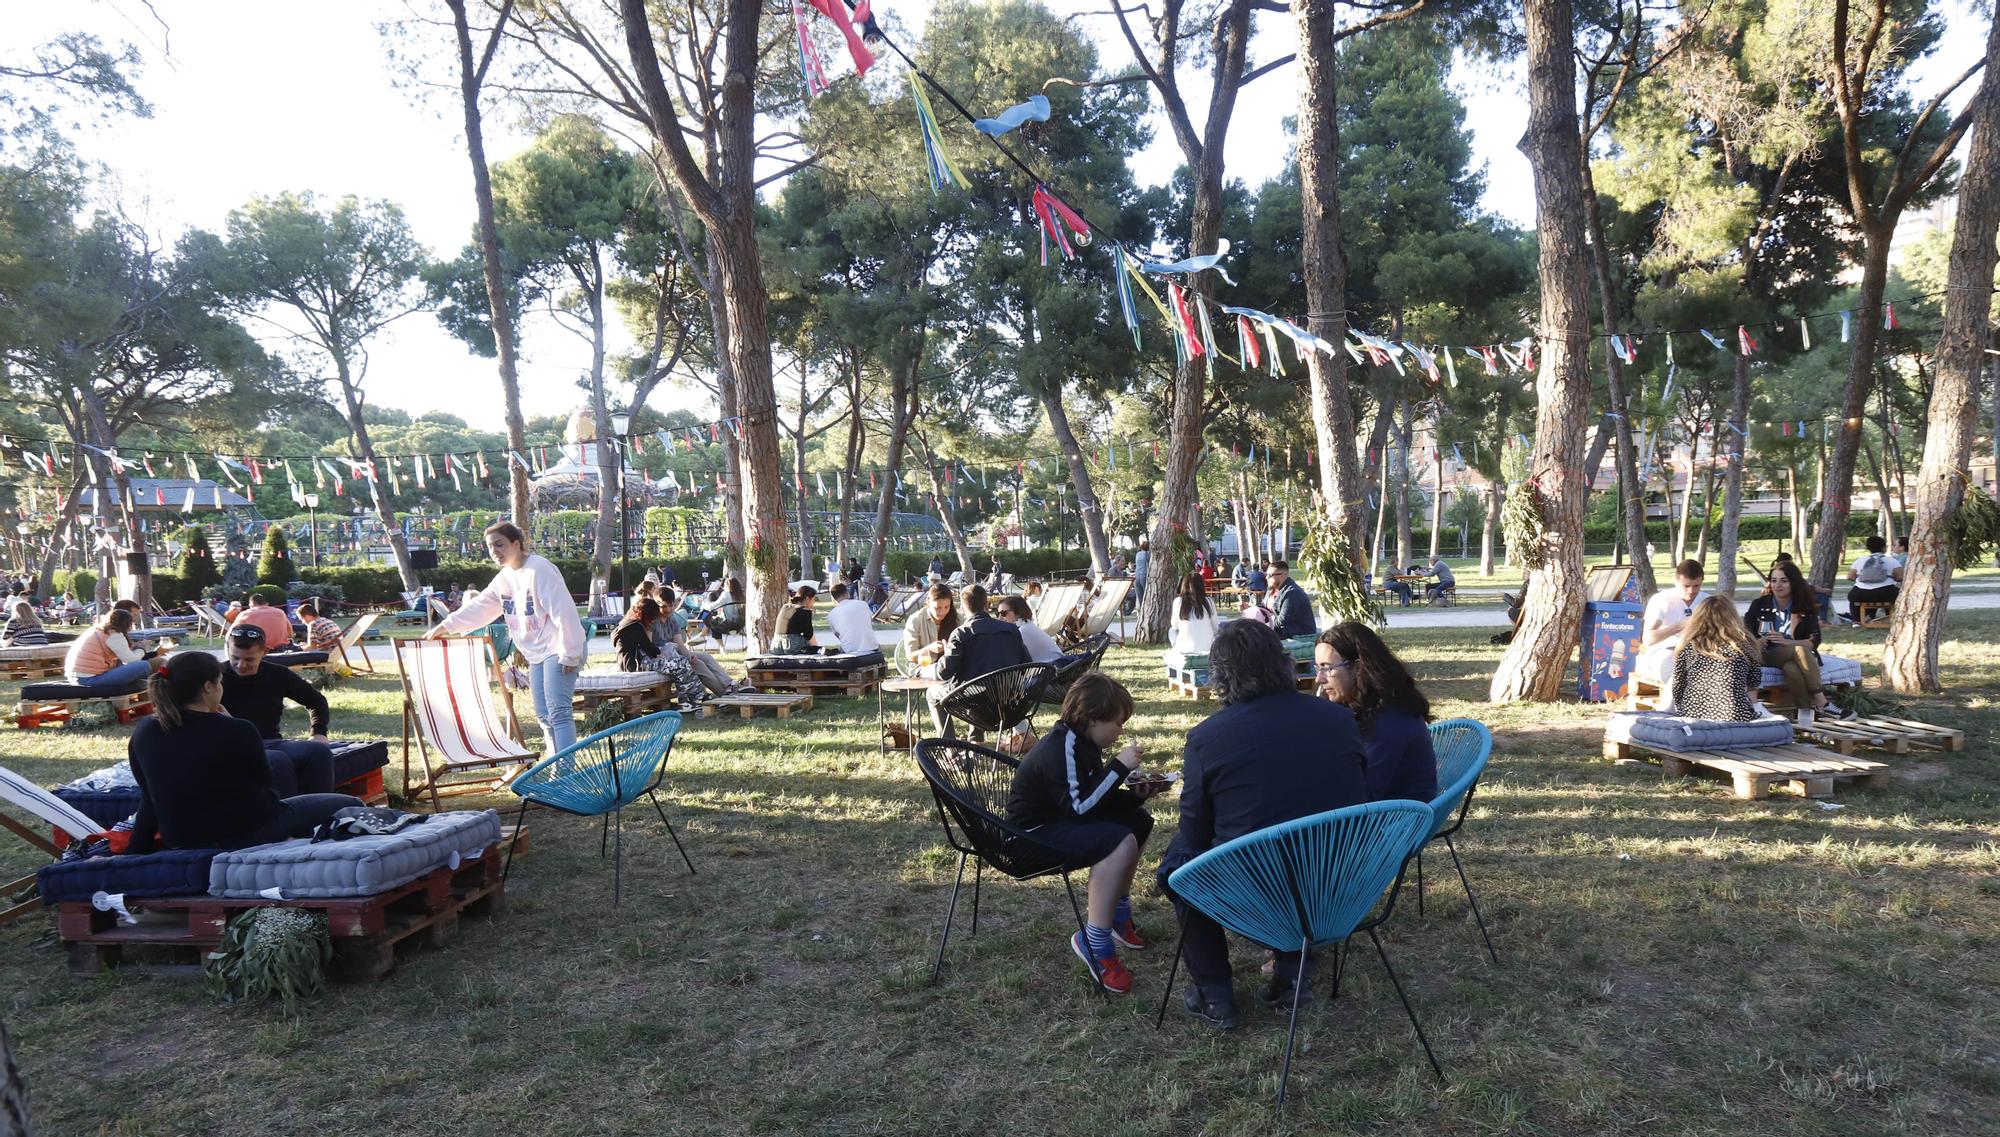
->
[[1125, 770, 1181, 798]]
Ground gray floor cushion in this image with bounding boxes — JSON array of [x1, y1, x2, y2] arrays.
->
[[575, 669, 668, 692], [207, 809, 502, 899], [1606, 710, 1794, 750]]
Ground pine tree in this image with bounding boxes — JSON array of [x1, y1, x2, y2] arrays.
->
[[178, 526, 221, 593], [257, 526, 299, 586]]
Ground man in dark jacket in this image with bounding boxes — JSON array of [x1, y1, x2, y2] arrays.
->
[[220, 623, 337, 798], [928, 584, 1029, 737], [1157, 620, 1368, 1030], [1266, 559, 1317, 639]]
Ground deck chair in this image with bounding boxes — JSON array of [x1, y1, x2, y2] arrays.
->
[[331, 612, 381, 674], [1079, 579, 1133, 639], [1, 763, 108, 925], [191, 601, 230, 639], [393, 635, 538, 810], [1032, 583, 1085, 635]]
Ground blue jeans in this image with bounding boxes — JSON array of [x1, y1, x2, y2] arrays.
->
[[77, 659, 153, 688], [527, 655, 579, 754]]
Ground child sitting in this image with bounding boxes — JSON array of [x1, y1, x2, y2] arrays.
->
[[1005, 673, 1163, 994]]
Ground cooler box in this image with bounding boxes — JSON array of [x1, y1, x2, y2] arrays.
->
[[1577, 565, 1643, 703]]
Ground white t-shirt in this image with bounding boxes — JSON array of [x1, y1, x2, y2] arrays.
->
[[1015, 618, 1065, 664], [1852, 553, 1896, 587], [1170, 609, 1219, 654], [437, 554, 587, 666], [824, 598, 878, 655], [1642, 587, 1708, 647]]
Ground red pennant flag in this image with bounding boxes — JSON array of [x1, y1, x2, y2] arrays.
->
[[1738, 325, 1757, 355], [1884, 303, 1899, 330], [709, 423, 720, 442], [154, 488, 165, 506]]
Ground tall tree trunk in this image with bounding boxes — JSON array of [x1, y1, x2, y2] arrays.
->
[[1886, 11, 2000, 689], [448, 0, 532, 530], [1696, 464, 1717, 562], [1428, 442, 1444, 559], [1715, 353, 1750, 596], [1294, 0, 1367, 557], [1393, 401, 1413, 569], [1369, 441, 1391, 578], [835, 351, 864, 568], [790, 366, 815, 583], [585, 258, 618, 612], [707, 218, 787, 652], [1491, 0, 1593, 702], [1480, 478, 1501, 576], [1864, 440, 1898, 545], [1807, 235, 1892, 587], [1673, 456, 1696, 565], [1582, 167, 1655, 595], [864, 358, 917, 585], [704, 281, 746, 581], [1788, 464, 1805, 554]]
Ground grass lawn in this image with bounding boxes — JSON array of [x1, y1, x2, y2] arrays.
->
[[2, 615, 1996, 1135]]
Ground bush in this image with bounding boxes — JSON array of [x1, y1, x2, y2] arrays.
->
[[149, 570, 188, 608], [51, 569, 98, 600], [178, 526, 221, 593], [299, 565, 404, 605], [257, 526, 299, 585], [249, 584, 288, 606]]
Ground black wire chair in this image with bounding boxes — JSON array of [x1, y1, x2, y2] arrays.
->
[[937, 661, 1057, 739], [1039, 633, 1113, 707], [913, 738, 1101, 994]]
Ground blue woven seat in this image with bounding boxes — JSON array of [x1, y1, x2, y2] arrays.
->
[[503, 709, 693, 906], [1415, 718, 1497, 963], [1159, 800, 1441, 1109]]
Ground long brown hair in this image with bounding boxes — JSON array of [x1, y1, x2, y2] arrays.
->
[[1175, 572, 1212, 621], [926, 582, 960, 639], [1680, 594, 1757, 661], [1316, 621, 1431, 728]]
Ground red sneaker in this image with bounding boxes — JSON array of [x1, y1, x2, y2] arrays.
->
[[1071, 932, 1133, 995], [1111, 919, 1148, 951]]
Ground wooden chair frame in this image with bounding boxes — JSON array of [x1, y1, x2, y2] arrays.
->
[[393, 634, 537, 810]]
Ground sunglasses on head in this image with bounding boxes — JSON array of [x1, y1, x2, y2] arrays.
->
[[227, 626, 266, 645]]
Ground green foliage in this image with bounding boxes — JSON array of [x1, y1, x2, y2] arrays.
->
[[641, 507, 712, 558], [1501, 484, 1548, 570], [51, 569, 97, 599], [257, 526, 299, 585], [248, 584, 287, 606], [1297, 502, 1383, 628], [1945, 489, 2000, 571], [207, 907, 331, 1017], [147, 570, 188, 608], [178, 526, 221, 593]]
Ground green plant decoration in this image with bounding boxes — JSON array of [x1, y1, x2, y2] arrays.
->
[[207, 907, 332, 1017], [1500, 482, 1548, 570], [1297, 501, 1384, 628], [1943, 484, 2000, 571]]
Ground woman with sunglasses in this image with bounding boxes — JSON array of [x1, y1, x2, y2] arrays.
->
[[1313, 622, 1438, 801]]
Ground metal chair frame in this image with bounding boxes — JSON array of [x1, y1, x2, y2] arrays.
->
[[936, 661, 1056, 740], [1414, 719, 1498, 964]]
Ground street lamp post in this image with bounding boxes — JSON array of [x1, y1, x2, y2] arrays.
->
[[304, 493, 320, 568], [609, 406, 632, 598]]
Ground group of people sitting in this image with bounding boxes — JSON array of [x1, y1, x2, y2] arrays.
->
[[610, 580, 758, 710], [1370, 555, 1456, 608], [1165, 560, 1319, 655], [1640, 557, 1857, 722], [901, 582, 1095, 737], [1003, 617, 1438, 1025]]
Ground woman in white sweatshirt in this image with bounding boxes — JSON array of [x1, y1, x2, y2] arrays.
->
[[427, 521, 588, 753]]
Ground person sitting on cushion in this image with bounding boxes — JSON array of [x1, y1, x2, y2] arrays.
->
[[772, 586, 819, 654], [993, 595, 1064, 664], [1640, 559, 1709, 678], [1168, 572, 1218, 655], [1670, 595, 1763, 722], [823, 580, 881, 657], [233, 591, 294, 648], [64, 608, 164, 688], [128, 651, 362, 853], [1157, 620, 1369, 1030], [653, 585, 746, 695], [1007, 673, 1164, 995], [220, 623, 337, 798], [1744, 560, 1851, 720], [1314, 621, 1438, 802], [613, 598, 706, 707]]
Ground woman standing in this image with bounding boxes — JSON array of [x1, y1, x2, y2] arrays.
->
[[428, 521, 588, 752], [1742, 561, 1849, 720]]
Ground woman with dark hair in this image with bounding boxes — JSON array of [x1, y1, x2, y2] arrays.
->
[[901, 582, 959, 676], [704, 578, 746, 637], [1169, 571, 1217, 654], [1744, 560, 1849, 719], [771, 586, 818, 654], [427, 519, 589, 752], [127, 651, 362, 853], [614, 597, 706, 706], [1314, 622, 1437, 801], [1156, 619, 1369, 1026]]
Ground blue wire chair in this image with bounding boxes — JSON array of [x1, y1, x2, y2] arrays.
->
[[913, 738, 1102, 995], [503, 709, 694, 906], [1416, 718, 1498, 963], [1157, 800, 1440, 1110]]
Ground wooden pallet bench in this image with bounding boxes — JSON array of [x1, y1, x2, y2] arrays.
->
[[0, 657, 66, 681], [1856, 601, 1894, 628], [746, 661, 884, 698], [1602, 736, 1887, 800], [1165, 664, 1210, 700], [56, 843, 507, 979], [1795, 715, 1965, 755], [697, 692, 813, 719], [573, 679, 675, 720], [14, 689, 151, 730]]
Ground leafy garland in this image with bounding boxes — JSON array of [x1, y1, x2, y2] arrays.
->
[[1943, 485, 2000, 571], [207, 907, 332, 1016], [1297, 501, 1384, 628], [1500, 482, 1548, 571]]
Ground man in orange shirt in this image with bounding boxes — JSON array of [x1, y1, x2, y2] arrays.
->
[[232, 593, 294, 648]]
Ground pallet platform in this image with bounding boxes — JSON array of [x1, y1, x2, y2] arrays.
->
[[14, 690, 151, 730], [1794, 715, 1965, 755], [697, 692, 813, 719], [1857, 601, 1893, 629], [1602, 737, 1887, 800], [0, 660, 65, 681], [56, 843, 506, 979], [746, 661, 884, 698], [1165, 665, 1210, 700], [573, 680, 675, 720]]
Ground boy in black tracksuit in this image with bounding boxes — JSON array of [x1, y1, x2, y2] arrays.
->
[[1006, 673, 1161, 994]]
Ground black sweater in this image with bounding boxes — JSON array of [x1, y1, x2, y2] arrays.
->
[[128, 711, 285, 852], [614, 621, 661, 671], [937, 614, 1029, 685], [221, 660, 330, 740], [1007, 722, 1136, 830]]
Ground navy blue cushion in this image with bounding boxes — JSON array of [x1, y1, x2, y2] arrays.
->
[[37, 848, 221, 905], [21, 679, 145, 700], [54, 740, 391, 830], [749, 651, 886, 672]]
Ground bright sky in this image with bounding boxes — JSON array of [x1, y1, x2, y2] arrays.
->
[[9, 1, 1987, 432]]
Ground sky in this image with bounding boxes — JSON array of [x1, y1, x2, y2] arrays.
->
[[7, 1, 1988, 432]]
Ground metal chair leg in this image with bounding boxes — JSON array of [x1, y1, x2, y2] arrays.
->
[[599, 812, 611, 859], [1367, 927, 1443, 1079], [969, 859, 983, 935], [502, 798, 531, 883], [1415, 851, 1426, 915], [611, 804, 623, 908], [1330, 938, 1346, 1000], [646, 790, 696, 874], [930, 853, 968, 984], [1445, 834, 1498, 964], [1061, 871, 1105, 999], [1275, 937, 1311, 1113], [1154, 910, 1190, 1028]]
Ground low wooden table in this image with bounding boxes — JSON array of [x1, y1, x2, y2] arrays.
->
[[1794, 715, 1965, 755], [748, 658, 885, 698], [1603, 735, 1886, 800], [880, 675, 943, 755], [697, 692, 813, 719]]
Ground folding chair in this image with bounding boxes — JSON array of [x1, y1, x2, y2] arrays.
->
[[1031, 583, 1084, 636], [505, 709, 693, 906], [191, 601, 229, 639], [1079, 579, 1132, 639], [1158, 800, 1442, 1110], [0, 763, 108, 925], [332, 612, 381, 674], [393, 635, 538, 810], [1415, 719, 1498, 964]]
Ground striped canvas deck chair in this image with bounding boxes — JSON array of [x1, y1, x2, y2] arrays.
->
[[332, 612, 381, 674], [191, 601, 230, 639], [1079, 579, 1132, 639], [393, 635, 537, 810], [1, 763, 107, 925], [1031, 583, 1085, 635]]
